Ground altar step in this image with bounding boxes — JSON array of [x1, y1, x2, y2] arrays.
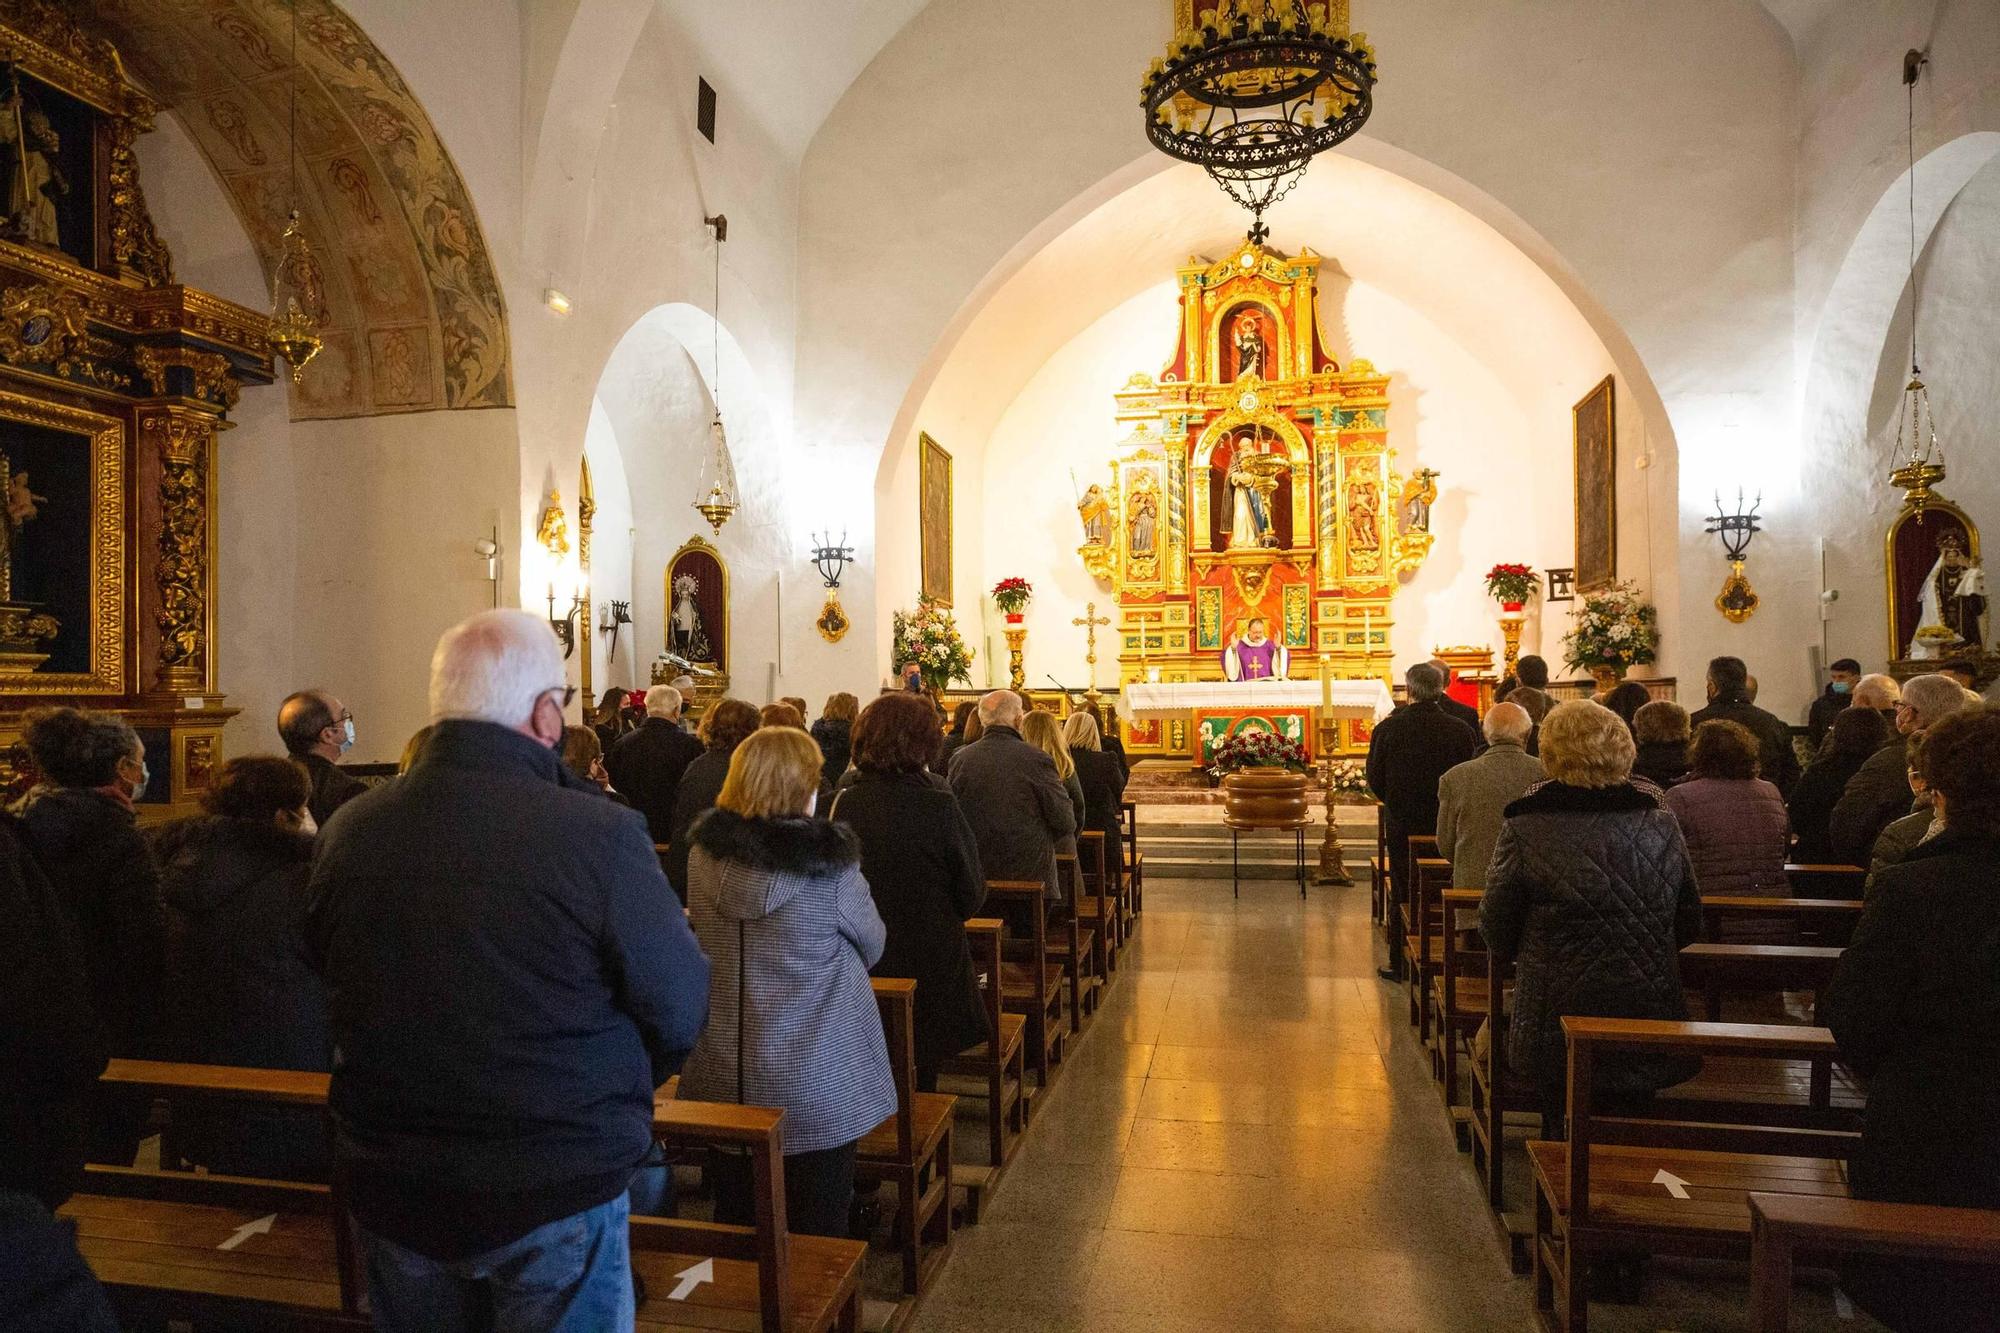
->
[[1136, 815, 1372, 882]]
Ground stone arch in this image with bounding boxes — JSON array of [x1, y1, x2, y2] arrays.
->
[[93, 0, 512, 419]]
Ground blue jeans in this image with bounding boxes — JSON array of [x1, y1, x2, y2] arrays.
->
[[361, 1194, 633, 1333]]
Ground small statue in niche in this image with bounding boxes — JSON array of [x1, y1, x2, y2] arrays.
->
[[1399, 468, 1439, 534], [1347, 477, 1381, 551], [1127, 485, 1158, 558], [670, 572, 712, 662], [1912, 531, 1988, 655], [0, 453, 46, 603], [1234, 315, 1266, 381], [1076, 483, 1112, 547], [0, 90, 67, 250]]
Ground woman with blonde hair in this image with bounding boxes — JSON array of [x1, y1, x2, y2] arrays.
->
[[811, 692, 859, 791], [1481, 700, 1701, 1133], [1021, 709, 1086, 845], [677, 726, 894, 1238], [1063, 710, 1128, 881]]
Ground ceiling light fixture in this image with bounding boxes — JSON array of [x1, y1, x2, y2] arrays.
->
[[1888, 48, 1945, 517], [692, 213, 739, 535], [268, 0, 323, 381]]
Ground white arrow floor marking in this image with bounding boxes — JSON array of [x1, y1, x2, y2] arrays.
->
[[218, 1214, 276, 1251], [1652, 1168, 1691, 1200], [668, 1258, 714, 1302]]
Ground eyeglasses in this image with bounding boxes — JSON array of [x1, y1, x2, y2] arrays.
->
[[542, 685, 577, 709]]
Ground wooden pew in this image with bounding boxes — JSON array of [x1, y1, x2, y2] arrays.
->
[[984, 879, 1067, 1086], [1050, 852, 1103, 1027], [1782, 863, 1866, 900], [1527, 1018, 1861, 1333], [857, 978, 956, 1297], [1076, 830, 1119, 971], [1370, 804, 1387, 924], [939, 918, 1030, 1187], [1698, 896, 1861, 949], [1433, 888, 1496, 1118], [1405, 849, 1449, 1037], [1118, 799, 1143, 919], [1748, 1193, 2000, 1333], [1678, 943, 1844, 1023]]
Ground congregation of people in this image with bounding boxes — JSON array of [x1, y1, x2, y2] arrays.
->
[[0, 608, 1134, 1330], [1368, 650, 2000, 1330]]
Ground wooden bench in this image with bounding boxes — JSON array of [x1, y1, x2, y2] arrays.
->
[[1698, 896, 1861, 949], [1782, 863, 1866, 900], [1050, 852, 1103, 1028], [1076, 830, 1120, 971], [1119, 799, 1143, 919], [1527, 1018, 1861, 1333], [1679, 943, 1844, 1023], [1748, 1193, 2000, 1333], [985, 879, 1068, 1086], [1405, 850, 1449, 1037], [1433, 888, 1501, 1117], [857, 978, 956, 1297], [940, 918, 1030, 1182]]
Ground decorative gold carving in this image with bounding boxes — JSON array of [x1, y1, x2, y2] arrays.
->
[[183, 733, 216, 793], [134, 346, 239, 409], [148, 413, 211, 683], [536, 491, 570, 558], [0, 0, 154, 120], [1003, 622, 1026, 688], [106, 117, 174, 287], [0, 283, 87, 367], [815, 592, 850, 644], [1716, 559, 1759, 623]]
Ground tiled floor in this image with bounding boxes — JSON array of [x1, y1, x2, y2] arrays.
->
[[908, 873, 1882, 1332]]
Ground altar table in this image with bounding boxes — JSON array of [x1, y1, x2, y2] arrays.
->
[[1123, 678, 1394, 722]]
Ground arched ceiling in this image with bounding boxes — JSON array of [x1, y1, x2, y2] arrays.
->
[[91, 0, 511, 419]]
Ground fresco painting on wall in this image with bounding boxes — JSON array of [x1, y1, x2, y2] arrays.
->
[[920, 432, 952, 605], [1572, 375, 1616, 592]]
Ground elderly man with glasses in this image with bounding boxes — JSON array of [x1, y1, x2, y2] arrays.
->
[[306, 610, 709, 1332], [1831, 673, 1974, 867]]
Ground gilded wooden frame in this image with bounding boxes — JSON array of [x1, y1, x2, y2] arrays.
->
[[0, 391, 125, 694], [919, 433, 953, 605], [1572, 375, 1617, 592], [1884, 499, 1979, 661], [664, 534, 729, 670]]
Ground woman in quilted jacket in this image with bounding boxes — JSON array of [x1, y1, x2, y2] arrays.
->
[[677, 725, 896, 1238], [1663, 720, 1791, 942], [1482, 700, 1702, 1131]]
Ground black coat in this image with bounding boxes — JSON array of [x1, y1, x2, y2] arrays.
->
[[0, 811, 104, 1210], [947, 727, 1076, 900], [1630, 740, 1689, 790], [829, 770, 988, 1078], [1805, 685, 1851, 752], [1831, 734, 1914, 867], [1440, 693, 1483, 747], [1786, 747, 1872, 864], [1689, 691, 1800, 795], [15, 788, 164, 1059], [0, 1190, 119, 1332], [1069, 747, 1128, 880], [298, 752, 366, 830], [605, 718, 705, 845], [664, 748, 732, 899], [810, 718, 853, 792], [154, 815, 328, 1181], [1102, 733, 1129, 782], [1823, 831, 2000, 1331], [306, 720, 709, 1260], [1366, 700, 1479, 887]]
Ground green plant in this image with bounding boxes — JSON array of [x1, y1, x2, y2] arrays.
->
[[1485, 562, 1538, 605], [991, 577, 1033, 615]]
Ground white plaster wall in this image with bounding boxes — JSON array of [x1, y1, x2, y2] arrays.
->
[[582, 400, 640, 700]]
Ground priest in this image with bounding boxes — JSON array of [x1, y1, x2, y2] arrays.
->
[[1221, 617, 1289, 681]]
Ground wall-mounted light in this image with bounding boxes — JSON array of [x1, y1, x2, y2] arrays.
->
[[810, 530, 854, 589], [601, 599, 632, 663], [547, 584, 584, 659], [544, 287, 573, 316], [1705, 488, 1763, 623]]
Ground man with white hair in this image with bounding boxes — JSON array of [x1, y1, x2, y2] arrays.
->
[[948, 688, 1076, 903], [1832, 672, 1972, 865], [1435, 703, 1544, 892], [307, 610, 709, 1331], [606, 683, 705, 843]]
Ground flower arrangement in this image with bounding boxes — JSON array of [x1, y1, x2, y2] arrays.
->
[[1562, 580, 1660, 672], [991, 577, 1033, 616], [1323, 758, 1373, 800], [1485, 563, 1538, 607], [892, 596, 975, 690], [1208, 728, 1311, 781]]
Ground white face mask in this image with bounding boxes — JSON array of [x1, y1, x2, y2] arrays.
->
[[298, 808, 319, 838], [805, 789, 818, 818], [129, 762, 149, 802], [339, 718, 356, 753]]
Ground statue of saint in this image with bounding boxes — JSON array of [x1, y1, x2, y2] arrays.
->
[[1234, 316, 1265, 381], [1400, 468, 1438, 534], [1347, 478, 1380, 551], [1127, 487, 1157, 557], [1226, 436, 1275, 550], [1912, 533, 1988, 655], [670, 572, 712, 662], [0, 454, 43, 602], [1076, 483, 1112, 546], [1221, 617, 1288, 681], [0, 97, 66, 250]]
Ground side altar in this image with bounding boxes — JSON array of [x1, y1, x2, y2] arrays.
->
[[1077, 240, 1438, 760]]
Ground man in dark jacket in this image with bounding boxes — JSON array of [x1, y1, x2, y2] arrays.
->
[[307, 610, 709, 1331], [1428, 656, 1485, 747], [948, 690, 1076, 903], [1830, 672, 1970, 866], [1367, 663, 1478, 978], [1688, 656, 1799, 796], [277, 689, 366, 827], [1805, 657, 1860, 751], [605, 684, 704, 843]]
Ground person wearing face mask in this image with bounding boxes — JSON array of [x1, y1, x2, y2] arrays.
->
[[1807, 657, 1862, 752], [306, 610, 709, 1332], [153, 756, 327, 1181], [277, 689, 367, 829], [13, 707, 165, 1166]]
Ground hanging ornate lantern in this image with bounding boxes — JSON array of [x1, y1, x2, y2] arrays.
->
[[691, 213, 739, 534], [1888, 50, 1946, 516], [269, 1, 321, 381]]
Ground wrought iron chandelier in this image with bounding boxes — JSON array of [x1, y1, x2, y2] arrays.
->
[[1888, 49, 1944, 516], [692, 213, 739, 534], [1141, 2, 1378, 243], [268, 0, 322, 380]]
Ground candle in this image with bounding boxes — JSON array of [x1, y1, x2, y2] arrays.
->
[[1320, 654, 1333, 710]]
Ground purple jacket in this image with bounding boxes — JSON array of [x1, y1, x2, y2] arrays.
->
[[1664, 777, 1789, 897]]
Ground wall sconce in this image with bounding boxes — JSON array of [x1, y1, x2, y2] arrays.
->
[[1705, 488, 1763, 623], [601, 599, 631, 663], [547, 584, 584, 659], [810, 531, 854, 588]]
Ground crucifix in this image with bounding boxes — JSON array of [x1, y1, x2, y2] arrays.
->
[[1072, 601, 1111, 702]]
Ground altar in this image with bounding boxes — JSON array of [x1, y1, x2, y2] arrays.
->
[[1074, 238, 1439, 758]]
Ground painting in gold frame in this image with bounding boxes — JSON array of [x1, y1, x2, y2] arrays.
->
[[1572, 375, 1616, 593], [0, 393, 125, 695], [919, 433, 953, 605]]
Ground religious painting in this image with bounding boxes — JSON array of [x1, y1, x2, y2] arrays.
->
[[1573, 375, 1617, 592], [0, 396, 124, 694], [665, 536, 727, 671], [1886, 502, 1983, 660], [919, 433, 952, 605], [1195, 709, 1310, 765], [0, 72, 96, 268]]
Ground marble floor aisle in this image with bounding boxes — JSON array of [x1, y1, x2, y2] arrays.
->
[[908, 874, 1534, 1332]]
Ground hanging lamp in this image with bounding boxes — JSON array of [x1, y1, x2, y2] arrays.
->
[[1887, 49, 1944, 516], [692, 213, 739, 534], [268, 0, 323, 380]]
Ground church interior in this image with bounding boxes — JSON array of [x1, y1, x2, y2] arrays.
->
[[2, 0, 1998, 1330]]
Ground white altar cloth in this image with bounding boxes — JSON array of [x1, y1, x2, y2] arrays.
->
[[1122, 678, 1394, 722]]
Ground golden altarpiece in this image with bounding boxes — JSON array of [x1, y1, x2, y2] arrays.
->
[[0, 6, 275, 817], [1080, 241, 1436, 759]]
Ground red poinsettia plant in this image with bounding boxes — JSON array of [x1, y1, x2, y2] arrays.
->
[[991, 577, 1033, 615], [1484, 563, 1539, 606], [1208, 728, 1311, 780]]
